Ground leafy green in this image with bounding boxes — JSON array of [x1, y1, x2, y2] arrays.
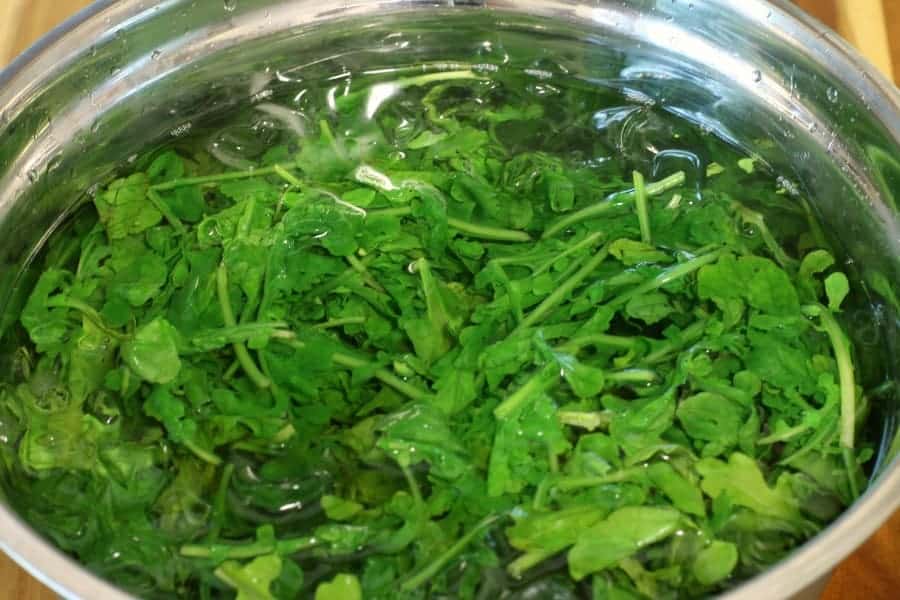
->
[[0, 66, 877, 600]]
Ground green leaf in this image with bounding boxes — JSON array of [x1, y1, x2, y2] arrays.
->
[[692, 540, 739, 585], [322, 495, 364, 521], [93, 173, 162, 239], [122, 318, 182, 384], [647, 462, 705, 516], [824, 272, 849, 311], [676, 392, 745, 456], [315, 573, 362, 600], [215, 554, 282, 600], [625, 292, 674, 325], [696, 452, 800, 521], [698, 254, 800, 316], [568, 507, 681, 580]]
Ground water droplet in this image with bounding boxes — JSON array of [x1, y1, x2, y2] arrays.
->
[[752, 70, 762, 83], [224, 0, 237, 11], [151, 49, 162, 60], [826, 87, 839, 103]]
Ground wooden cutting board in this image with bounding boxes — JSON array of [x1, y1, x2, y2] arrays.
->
[[0, 1, 898, 599]]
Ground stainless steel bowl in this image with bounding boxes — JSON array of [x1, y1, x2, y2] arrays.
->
[[1, 1, 898, 599]]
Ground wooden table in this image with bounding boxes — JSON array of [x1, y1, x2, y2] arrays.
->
[[1, 1, 899, 599]]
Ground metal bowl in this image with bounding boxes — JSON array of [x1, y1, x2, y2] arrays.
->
[[1, 1, 898, 599]]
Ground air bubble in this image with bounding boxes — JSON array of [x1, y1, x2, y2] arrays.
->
[[151, 49, 162, 60], [224, 0, 237, 11], [826, 87, 839, 103], [752, 70, 762, 83]]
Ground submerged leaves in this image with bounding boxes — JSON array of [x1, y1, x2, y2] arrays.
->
[[0, 68, 874, 600]]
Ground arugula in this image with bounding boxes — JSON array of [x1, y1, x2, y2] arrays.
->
[[0, 67, 879, 600]]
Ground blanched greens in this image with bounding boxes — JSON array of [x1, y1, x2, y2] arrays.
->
[[0, 68, 877, 599]]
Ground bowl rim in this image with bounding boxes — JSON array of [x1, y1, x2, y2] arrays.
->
[[0, 1, 898, 599]]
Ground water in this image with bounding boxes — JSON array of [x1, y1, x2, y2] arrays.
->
[[0, 61, 894, 600]]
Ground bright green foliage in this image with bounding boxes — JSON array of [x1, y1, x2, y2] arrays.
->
[[0, 67, 877, 600]]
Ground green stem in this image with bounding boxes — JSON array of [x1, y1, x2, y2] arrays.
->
[[367, 206, 412, 218], [843, 447, 861, 499], [542, 198, 627, 240], [330, 351, 429, 402], [306, 254, 377, 299], [314, 316, 366, 329], [147, 189, 186, 235], [633, 171, 651, 244], [554, 467, 644, 492], [606, 369, 659, 384], [401, 514, 500, 591], [273, 164, 303, 187], [150, 165, 284, 191], [446, 217, 531, 242], [183, 440, 223, 466], [401, 463, 425, 507], [558, 410, 612, 431], [607, 249, 724, 309], [346, 254, 386, 293], [216, 264, 271, 389], [365, 206, 530, 241], [813, 305, 857, 449], [642, 319, 707, 364], [494, 362, 559, 420], [515, 245, 609, 332], [562, 333, 639, 352], [181, 535, 317, 560], [318, 119, 343, 158], [185, 322, 291, 353], [45, 297, 128, 341], [533, 231, 605, 277], [508, 548, 558, 579], [206, 463, 235, 542], [733, 202, 795, 269], [542, 163, 723, 239]]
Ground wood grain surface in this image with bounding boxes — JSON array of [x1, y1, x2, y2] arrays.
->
[[0, 1, 898, 599]]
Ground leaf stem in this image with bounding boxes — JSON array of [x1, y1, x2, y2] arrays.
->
[[273, 164, 303, 187], [45, 297, 128, 341], [562, 332, 639, 352], [558, 410, 613, 431], [215, 264, 271, 389], [147, 189, 186, 235], [605, 369, 659, 384], [181, 535, 317, 560], [206, 463, 235, 542], [401, 514, 500, 591], [446, 217, 531, 242], [314, 316, 366, 330], [533, 231, 605, 277], [542, 163, 723, 239], [812, 305, 857, 449], [606, 249, 724, 310], [633, 171, 651, 244], [150, 165, 286, 191], [515, 245, 609, 332], [494, 362, 559, 420], [366, 206, 530, 241], [330, 351, 429, 402]]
